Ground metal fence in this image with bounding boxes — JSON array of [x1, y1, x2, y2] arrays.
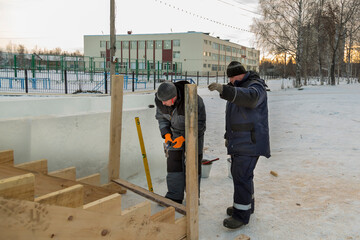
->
[[0, 52, 260, 94]]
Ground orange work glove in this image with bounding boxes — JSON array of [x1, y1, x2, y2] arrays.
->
[[172, 136, 185, 148], [164, 133, 173, 144]]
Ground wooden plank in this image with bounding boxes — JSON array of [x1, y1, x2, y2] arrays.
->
[[35, 184, 84, 208], [0, 149, 14, 165], [83, 193, 122, 215], [48, 166, 76, 180], [150, 207, 175, 224], [112, 178, 186, 215], [185, 84, 199, 240], [77, 173, 100, 186], [0, 164, 116, 204], [101, 181, 127, 194], [15, 159, 48, 174], [108, 75, 124, 181], [0, 173, 34, 201], [0, 196, 186, 240]]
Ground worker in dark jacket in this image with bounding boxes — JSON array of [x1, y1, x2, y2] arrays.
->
[[208, 61, 270, 229], [155, 81, 206, 204]]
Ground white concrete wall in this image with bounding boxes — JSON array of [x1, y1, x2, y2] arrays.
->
[[0, 94, 166, 183]]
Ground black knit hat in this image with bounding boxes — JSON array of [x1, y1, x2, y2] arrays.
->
[[157, 82, 177, 101], [227, 61, 247, 77]]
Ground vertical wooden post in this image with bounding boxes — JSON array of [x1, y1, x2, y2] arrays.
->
[[108, 75, 124, 181], [185, 84, 199, 240]]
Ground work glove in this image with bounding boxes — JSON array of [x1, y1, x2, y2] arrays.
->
[[164, 133, 173, 144], [208, 82, 223, 94], [172, 136, 185, 148]]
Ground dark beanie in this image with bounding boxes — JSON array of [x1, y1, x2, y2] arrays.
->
[[157, 82, 177, 101], [227, 61, 247, 77]]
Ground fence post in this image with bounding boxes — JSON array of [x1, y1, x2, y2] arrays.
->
[[207, 71, 209, 85], [224, 71, 226, 83], [132, 71, 135, 92], [185, 71, 187, 80], [105, 71, 108, 94], [216, 71, 218, 83], [64, 70, 68, 94], [14, 54, 17, 78], [154, 71, 156, 90], [25, 69, 28, 93], [197, 71, 199, 86]]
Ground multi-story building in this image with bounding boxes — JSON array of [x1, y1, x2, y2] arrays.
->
[[84, 31, 260, 74]]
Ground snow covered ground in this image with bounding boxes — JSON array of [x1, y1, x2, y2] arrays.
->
[[124, 80, 360, 240]]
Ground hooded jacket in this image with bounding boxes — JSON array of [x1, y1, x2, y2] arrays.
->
[[155, 81, 206, 144], [221, 71, 270, 158]]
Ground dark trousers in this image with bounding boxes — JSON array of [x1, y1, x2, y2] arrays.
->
[[165, 150, 202, 202], [231, 155, 259, 224]]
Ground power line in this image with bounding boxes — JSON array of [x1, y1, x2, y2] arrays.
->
[[216, 0, 262, 16], [154, 0, 254, 33]]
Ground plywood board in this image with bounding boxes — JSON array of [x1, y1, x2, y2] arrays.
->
[[0, 196, 186, 240], [15, 159, 48, 174], [0, 173, 34, 201]]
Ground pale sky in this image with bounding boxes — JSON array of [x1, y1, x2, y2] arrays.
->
[[0, 0, 260, 53]]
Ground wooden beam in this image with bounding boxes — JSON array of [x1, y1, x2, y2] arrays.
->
[[0, 173, 34, 201], [0, 165, 116, 204], [77, 173, 100, 186], [150, 206, 175, 224], [108, 75, 124, 181], [0, 196, 186, 240], [101, 182, 127, 194], [35, 184, 84, 208], [112, 178, 186, 215], [83, 193, 122, 215], [185, 84, 199, 240], [15, 159, 48, 174], [0, 149, 14, 165], [0, 165, 112, 204], [48, 166, 76, 180]]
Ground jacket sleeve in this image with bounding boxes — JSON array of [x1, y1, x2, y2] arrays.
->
[[155, 98, 172, 138], [220, 83, 265, 109], [197, 96, 206, 136]]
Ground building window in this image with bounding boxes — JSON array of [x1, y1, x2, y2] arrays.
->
[[131, 41, 137, 49], [164, 40, 171, 49], [100, 51, 106, 58], [226, 46, 231, 52], [123, 41, 129, 49], [173, 39, 180, 47], [100, 41, 106, 48], [173, 51, 180, 59], [203, 63, 207, 68], [156, 40, 162, 49], [147, 41, 154, 48], [139, 41, 145, 49], [212, 42, 219, 50], [204, 40, 208, 44]]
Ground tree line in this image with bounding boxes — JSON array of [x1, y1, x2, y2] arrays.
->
[[251, 0, 360, 86], [0, 42, 83, 57]]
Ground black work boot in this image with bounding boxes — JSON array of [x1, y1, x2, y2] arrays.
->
[[226, 206, 233, 216], [223, 216, 245, 229]]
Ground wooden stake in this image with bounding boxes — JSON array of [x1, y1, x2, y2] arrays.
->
[[108, 75, 124, 181], [185, 84, 199, 240]]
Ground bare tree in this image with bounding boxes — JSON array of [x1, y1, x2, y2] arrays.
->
[[251, 0, 313, 87], [323, 0, 360, 85]]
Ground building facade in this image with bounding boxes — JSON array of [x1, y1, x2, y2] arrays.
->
[[84, 31, 260, 74]]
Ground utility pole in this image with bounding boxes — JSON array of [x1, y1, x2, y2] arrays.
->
[[110, 0, 116, 93]]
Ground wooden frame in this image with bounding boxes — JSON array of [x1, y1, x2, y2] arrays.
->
[[0, 78, 199, 239]]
